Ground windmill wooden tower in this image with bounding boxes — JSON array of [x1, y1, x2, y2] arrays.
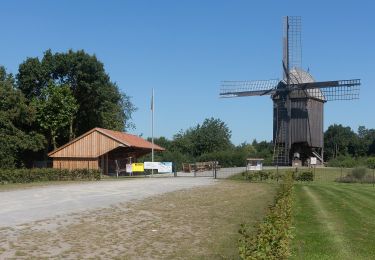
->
[[220, 16, 360, 166]]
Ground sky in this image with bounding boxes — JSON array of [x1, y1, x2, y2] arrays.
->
[[1, 0, 374, 144]]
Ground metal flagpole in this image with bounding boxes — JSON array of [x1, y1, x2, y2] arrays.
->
[[151, 88, 154, 177]]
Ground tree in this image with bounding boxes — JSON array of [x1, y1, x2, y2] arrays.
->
[[251, 139, 274, 164], [173, 129, 196, 156], [369, 140, 375, 156], [171, 118, 232, 157], [0, 67, 45, 168], [142, 119, 234, 168], [33, 82, 78, 149], [324, 124, 356, 160], [192, 118, 232, 156], [17, 49, 136, 138], [147, 136, 174, 151]]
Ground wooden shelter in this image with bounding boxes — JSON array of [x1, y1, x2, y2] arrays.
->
[[48, 127, 164, 174], [246, 158, 264, 171]]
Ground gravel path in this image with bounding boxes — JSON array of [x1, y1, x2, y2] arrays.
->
[[0, 177, 214, 227]]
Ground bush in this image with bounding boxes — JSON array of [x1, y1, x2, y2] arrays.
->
[[259, 171, 271, 180], [335, 167, 374, 183], [294, 171, 314, 182], [238, 172, 293, 259], [0, 168, 101, 184], [198, 149, 247, 168], [367, 157, 375, 169], [242, 171, 272, 182], [327, 155, 367, 168], [335, 174, 374, 184], [351, 167, 367, 180]]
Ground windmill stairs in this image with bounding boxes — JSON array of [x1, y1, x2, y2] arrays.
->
[[273, 102, 290, 166]]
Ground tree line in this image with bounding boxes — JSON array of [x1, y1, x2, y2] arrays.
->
[[142, 117, 274, 169], [324, 124, 375, 167], [1, 49, 373, 169], [0, 49, 136, 168], [145, 121, 375, 169]]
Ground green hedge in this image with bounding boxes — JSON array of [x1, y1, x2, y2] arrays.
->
[[335, 167, 374, 184], [239, 172, 293, 259], [327, 155, 375, 168], [0, 168, 101, 184], [294, 171, 314, 182], [242, 171, 274, 181]]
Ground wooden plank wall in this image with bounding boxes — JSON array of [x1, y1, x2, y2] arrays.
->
[[51, 131, 120, 158], [53, 158, 99, 170], [307, 99, 324, 148]]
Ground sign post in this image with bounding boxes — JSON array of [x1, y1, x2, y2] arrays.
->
[[151, 88, 154, 177]]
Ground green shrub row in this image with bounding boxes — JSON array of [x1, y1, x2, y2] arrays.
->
[[0, 168, 101, 184], [239, 172, 294, 259], [293, 171, 314, 182], [327, 155, 375, 169], [335, 166, 374, 184], [242, 171, 282, 181], [242, 170, 313, 182]]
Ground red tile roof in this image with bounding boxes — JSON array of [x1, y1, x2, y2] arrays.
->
[[96, 128, 165, 151]]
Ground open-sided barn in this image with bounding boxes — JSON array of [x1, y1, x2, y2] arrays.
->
[[48, 127, 164, 174]]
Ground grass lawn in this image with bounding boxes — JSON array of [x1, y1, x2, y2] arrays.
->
[[0, 180, 275, 259], [292, 183, 375, 260]]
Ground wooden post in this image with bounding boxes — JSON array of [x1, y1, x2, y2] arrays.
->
[[340, 167, 343, 182], [313, 166, 316, 182], [105, 153, 108, 175], [101, 155, 104, 175], [214, 161, 217, 179], [276, 164, 279, 183]]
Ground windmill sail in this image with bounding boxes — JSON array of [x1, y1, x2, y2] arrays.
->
[[283, 16, 302, 80], [289, 79, 361, 101], [220, 79, 279, 97]]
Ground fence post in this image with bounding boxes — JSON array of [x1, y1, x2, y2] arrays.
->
[[214, 162, 217, 179], [174, 162, 177, 177], [313, 166, 316, 183], [340, 167, 343, 182], [276, 165, 279, 183]]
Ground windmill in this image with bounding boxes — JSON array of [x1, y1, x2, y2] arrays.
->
[[220, 16, 360, 166]]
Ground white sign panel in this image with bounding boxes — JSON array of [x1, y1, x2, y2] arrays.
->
[[144, 162, 173, 173], [144, 161, 159, 170], [126, 164, 133, 173], [248, 165, 262, 171], [310, 157, 317, 165], [158, 162, 173, 173]]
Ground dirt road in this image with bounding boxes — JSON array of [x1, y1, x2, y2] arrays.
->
[[0, 177, 214, 227], [0, 181, 274, 259]]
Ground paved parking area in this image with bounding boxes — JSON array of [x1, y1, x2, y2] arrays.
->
[[0, 177, 214, 227]]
